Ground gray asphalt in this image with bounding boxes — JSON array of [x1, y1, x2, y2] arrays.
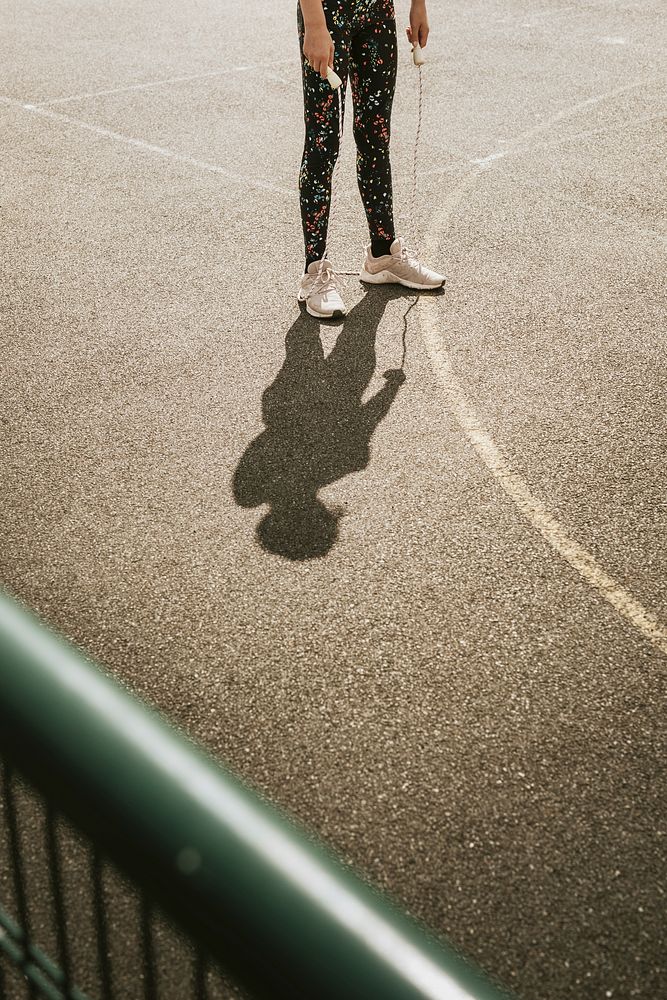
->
[[1, 1, 666, 998]]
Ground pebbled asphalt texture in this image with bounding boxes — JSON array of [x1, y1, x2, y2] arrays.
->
[[1, 1, 666, 998]]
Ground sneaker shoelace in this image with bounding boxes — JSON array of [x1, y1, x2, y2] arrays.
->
[[310, 261, 341, 298], [395, 237, 421, 267]]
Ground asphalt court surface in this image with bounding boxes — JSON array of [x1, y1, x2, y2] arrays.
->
[[1, 0, 666, 998]]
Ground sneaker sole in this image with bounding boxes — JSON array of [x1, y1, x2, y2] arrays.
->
[[359, 267, 445, 290], [297, 294, 347, 319]]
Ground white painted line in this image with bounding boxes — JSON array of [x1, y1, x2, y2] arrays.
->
[[33, 58, 296, 107], [497, 75, 664, 150], [419, 168, 667, 666], [422, 76, 666, 180], [420, 82, 667, 257], [470, 151, 506, 165], [0, 94, 293, 197], [500, 110, 667, 161]]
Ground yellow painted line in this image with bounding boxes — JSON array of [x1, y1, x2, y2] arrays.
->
[[419, 172, 667, 666]]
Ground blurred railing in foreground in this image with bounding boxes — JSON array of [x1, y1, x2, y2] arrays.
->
[[0, 590, 510, 1000]]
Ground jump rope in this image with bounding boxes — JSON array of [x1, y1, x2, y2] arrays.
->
[[313, 37, 427, 317]]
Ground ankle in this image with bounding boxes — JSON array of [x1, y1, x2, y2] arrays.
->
[[305, 254, 328, 273], [370, 237, 394, 259]]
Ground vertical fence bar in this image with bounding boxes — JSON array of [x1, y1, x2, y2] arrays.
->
[[45, 806, 73, 996], [2, 764, 37, 1000], [192, 950, 208, 1000], [139, 895, 157, 1000], [91, 850, 113, 1000], [0, 771, 6, 1000], [0, 590, 512, 1000]]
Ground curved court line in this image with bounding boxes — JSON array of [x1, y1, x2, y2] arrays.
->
[[419, 172, 667, 666], [3, 48, 665, 659]]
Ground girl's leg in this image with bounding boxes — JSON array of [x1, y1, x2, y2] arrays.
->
[[349, 0, 398, 256], [297, 1, 351, 271]]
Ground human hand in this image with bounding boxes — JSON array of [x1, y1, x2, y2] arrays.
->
[[406, 0, 429, 48], [303, 24, 335, 79]]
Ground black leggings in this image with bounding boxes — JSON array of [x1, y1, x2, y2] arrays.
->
[[297, 0, 398, 266]]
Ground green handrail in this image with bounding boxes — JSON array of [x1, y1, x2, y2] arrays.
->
[[0, 590, 511, 1000]]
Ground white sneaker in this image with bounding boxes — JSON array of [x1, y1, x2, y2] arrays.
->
[[359, 237, 446, 290], [297, 259, 347, 319]]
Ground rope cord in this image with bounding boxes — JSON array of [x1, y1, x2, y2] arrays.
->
[[409, 62, 424, 253], [313, 58, 425, 284]]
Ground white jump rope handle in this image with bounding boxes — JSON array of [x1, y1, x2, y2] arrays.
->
[[326, 66, 342, 89], [412, 41, 426, 66]]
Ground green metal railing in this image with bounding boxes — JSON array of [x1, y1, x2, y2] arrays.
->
[[0, 589, 511, 1000]]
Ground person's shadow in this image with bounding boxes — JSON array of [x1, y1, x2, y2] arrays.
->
[[232, 286, 412, 560]]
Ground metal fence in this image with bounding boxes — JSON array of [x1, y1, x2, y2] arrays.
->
[[0, 589, 511, 1000]]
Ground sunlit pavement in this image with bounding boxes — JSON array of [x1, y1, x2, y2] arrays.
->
[[1, 1, 666, 997]]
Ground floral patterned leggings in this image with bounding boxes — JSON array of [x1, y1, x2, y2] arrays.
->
[[297, 0, 398, 268]]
